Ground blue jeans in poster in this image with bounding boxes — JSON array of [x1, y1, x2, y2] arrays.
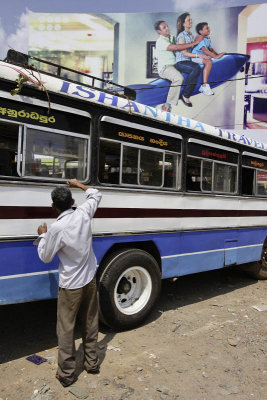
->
[[175, 61, 201, 99]]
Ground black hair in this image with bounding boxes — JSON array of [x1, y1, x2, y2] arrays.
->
[[154, 20, 165, 31], [51, 186, 72, 212], [196, 22, 208, 34], [176, 12, 190, 35]]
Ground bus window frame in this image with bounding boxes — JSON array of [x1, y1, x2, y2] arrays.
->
[[242, 151, 267, 197], [187, 138, 239, 195], [187, 155, 238, 195], [256, 169, 267, 196], [0, 118, 22, 179], [19, 123, 91, 183], [99, 137, 182, 190]]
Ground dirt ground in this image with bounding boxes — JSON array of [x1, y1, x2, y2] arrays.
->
[[0, 267, 266, 400]]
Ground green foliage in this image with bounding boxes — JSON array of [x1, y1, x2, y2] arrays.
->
[[11, 73, 29, 96]]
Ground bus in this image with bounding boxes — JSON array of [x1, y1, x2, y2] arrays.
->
[[0, 53, 266, 330]]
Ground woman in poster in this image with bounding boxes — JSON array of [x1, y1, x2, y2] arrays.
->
[[175, 12, 208, 106]]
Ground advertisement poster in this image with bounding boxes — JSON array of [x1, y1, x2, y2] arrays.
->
[[28, 4, 267, 131]]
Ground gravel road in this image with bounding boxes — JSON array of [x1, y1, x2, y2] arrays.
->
[[0, 267, 266, 400]]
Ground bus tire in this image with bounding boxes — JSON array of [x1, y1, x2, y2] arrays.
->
[[245, 241, 267, 280], [98, 248, 161, 330]]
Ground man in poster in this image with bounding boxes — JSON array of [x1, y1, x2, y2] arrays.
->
[[154, 20, 201, 111]]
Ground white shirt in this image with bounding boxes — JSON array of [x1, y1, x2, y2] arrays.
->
[[156, 34, 176, 72], [36, 188, 102, 289]]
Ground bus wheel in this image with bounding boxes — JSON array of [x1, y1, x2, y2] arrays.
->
[[245, 242, 267, 280], [98, 249, 161, 330]]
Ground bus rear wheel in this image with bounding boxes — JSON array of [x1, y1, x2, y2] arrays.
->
[[245, 242, 267, 280], [98, 249, 161, 330]]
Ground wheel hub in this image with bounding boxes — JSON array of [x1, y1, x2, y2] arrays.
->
[[117, 277, 132, 294]]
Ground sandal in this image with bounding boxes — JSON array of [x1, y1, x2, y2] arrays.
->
[[56, 373, 77, 387]]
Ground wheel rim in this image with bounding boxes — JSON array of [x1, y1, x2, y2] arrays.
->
[[114, 266, 152, 315]]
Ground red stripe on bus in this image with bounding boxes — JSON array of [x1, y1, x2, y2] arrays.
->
[[0, 206, 267, 219]]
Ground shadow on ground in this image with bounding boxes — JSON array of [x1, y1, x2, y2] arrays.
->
[[0, 267, 256, 364]]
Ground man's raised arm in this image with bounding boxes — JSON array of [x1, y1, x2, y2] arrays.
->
[[167, 35, 202, 52], [68, 178, 102, 218]]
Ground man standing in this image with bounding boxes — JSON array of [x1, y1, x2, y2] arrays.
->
[[154, 20, 201, 112], [35, 179, 102, 387]]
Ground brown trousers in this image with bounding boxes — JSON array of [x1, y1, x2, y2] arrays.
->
[[56, 278, 99, 383]]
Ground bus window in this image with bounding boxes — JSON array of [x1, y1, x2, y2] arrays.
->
[[214, 163, 237, 193], [99, 140, 120, 184], [186, 157, 201, 191], [242, 153, 267, 197], [122, 145, 138, 185], [24, 128, 88, 180], [140, 149, 163, 186], [0, 121, 19, 177], [187, 141, 238, 194], [202, 160, 212, 191], [99, 137, 180, 189], [256, 170, 267, 195], [242, 167, 255, 195], [163, 153, 180, 189]]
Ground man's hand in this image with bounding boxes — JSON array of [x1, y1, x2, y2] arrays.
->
[[67, 178, 88, 191], [68, 178, 82, 188], [38, 222, 47, 235]]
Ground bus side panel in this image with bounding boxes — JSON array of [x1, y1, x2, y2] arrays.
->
[[0, 241, 59, 304], [158, 228, 266, 278], [0, 272, 59, 305], [1, 226, 266, 305], [93, 227, 267, 280]]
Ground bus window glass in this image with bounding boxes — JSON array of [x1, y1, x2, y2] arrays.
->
[[256, 170, 267, 195], [24, 129, 88, 180], [0, 121, 19, 177], [122, 146, 138, 185], [140, 149, 163, 186], [99, 140, 121, 184], [202, 160, 212, 191], [163, 153, 179, 189], [242, 167, 255, 195], [186, 157, 201, 191], [214, 163, 237, 193]]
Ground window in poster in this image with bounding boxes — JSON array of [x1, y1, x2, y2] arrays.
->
[[146, 41, 158, 78]]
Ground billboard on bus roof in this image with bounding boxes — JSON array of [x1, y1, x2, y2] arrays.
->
[[28, 4, 267, 131]]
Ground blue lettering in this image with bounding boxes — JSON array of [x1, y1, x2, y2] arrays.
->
[[194, 122, 205, 132], [60, 81, 70, 93], [121, 101, 140, 112], [98, 92, 118, 107], [253, 140, 263, 149], [227, 131, 237, 141], [72, 85, 96, 99], [144, 106, 158, 118], [177, 116, 191, 128], [238, 135, 247, 145], [162, 111, 176, 122], [245, 136, 252, 146], [218, 129, 223, 137]]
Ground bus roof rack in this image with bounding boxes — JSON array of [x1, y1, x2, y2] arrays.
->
[[4, 49, 136, 101]]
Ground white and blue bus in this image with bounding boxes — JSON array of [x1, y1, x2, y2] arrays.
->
[[0, 53, 266, 329]]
